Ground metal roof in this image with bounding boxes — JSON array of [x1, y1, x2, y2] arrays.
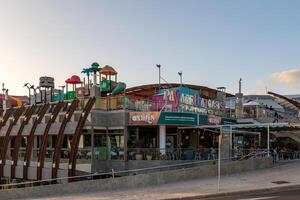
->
[[178, 123, 300, 132], [125, 83, 234, 98], [268, 91, 300, 112]]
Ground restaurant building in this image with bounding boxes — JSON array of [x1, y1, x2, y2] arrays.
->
[[88, 83, 236, 172]]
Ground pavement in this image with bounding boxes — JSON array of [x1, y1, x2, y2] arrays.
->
[[31, 160, 300, 200], [195, 186, 300, 199]]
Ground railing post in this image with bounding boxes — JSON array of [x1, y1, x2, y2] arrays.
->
[[112, 169, 115, 179], [267, 125, 270, 157], [218, 126, 223, 192]]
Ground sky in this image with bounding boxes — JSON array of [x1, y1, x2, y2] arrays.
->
[[1, 0, 300, 96]]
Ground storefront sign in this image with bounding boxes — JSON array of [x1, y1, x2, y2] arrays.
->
[[208, 115, 222, 125], [129, 112, 160, 125], [158, 112, 198, 126], [129, 111, 236, 126]]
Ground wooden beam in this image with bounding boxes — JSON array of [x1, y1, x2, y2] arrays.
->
[[23, 103, 50, 180], [51, 100, 78, 180], [36, 102, 64, 181], [0, 107, 26, 177], [68, 97, 96, 178], [11, 105, 37, 179]]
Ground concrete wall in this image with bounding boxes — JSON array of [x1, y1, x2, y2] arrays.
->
[[90, 110, 128, 127], [92, 160, 203, 173], [0, 157, 273, 200]]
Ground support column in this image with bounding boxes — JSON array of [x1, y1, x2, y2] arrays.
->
[[267, 125, 270, 157], [124, 127, 128, 162], [229, 126, 232, 159], [159, 125, 166, 155]]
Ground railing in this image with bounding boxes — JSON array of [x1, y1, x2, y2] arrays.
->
[[95, 96, 225, 116], [127, 148, 218, 161], [238, 108, 300, 123], [0, 150, 269, 191], [275, 149, 300, 161]]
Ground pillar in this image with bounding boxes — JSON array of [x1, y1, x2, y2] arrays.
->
[[159, 125, 166, 155]]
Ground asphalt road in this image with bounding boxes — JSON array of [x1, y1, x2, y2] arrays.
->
[[195, 186, 300, 200]]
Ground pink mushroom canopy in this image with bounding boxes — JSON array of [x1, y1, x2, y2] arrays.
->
[[65, 75, 82, 84]]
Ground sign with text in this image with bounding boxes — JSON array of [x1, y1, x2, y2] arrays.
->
[[208, 115, 222, 125], [129, 112, 160, 125], [158, 112, 198, 126]]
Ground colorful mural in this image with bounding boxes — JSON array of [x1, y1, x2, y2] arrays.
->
[[152, 86, 225, 115]]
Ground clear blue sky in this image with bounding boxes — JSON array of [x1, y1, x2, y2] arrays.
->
[[1, 0, 300, 95]]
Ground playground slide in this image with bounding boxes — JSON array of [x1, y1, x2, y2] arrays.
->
[[112, 82, 126, 95]]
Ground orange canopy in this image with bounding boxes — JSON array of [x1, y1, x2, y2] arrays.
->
[[100, 65, 117, 76]]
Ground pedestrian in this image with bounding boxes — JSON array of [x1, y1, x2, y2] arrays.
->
[[272, 148, 278, 163], [210, 147, 217, 160]]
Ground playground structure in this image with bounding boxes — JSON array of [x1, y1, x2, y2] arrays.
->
[[0, 62, 130, 182], [14, 62, 128, 108]]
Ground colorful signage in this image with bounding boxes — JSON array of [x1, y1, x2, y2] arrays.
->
[[129, 112, 160, 125], [153, 86, 224, 115], [129, 112, 235, 126]]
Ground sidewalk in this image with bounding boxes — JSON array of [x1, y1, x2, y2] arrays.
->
[[32, 160, 300, 200]]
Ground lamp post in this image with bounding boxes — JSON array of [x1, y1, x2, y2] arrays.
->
[[156, 64, 161, 93], [36, 86, 43, 103], [23, 83, 32, 105], [2, 83, 5, 97], [31, 85, 37, 104], [59, 86, 65, 102], [178, 71, 183, 86], [2, 84, 5, 109]]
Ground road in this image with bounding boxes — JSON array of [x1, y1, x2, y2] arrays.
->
[[195, 186, 300, 200]]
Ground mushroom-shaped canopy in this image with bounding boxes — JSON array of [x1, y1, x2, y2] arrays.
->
[[100, 65, 117, 75], [90, 62, 101, 72], [66, 75, 82, 84]]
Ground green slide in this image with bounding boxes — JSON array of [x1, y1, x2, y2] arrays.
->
[[112, 82, 126, 95]]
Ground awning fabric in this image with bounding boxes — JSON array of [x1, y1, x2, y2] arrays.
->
[[0, 94, 28, 107], [243, 101, 259, 106]]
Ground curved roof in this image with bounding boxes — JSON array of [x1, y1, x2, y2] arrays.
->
[[100, 65, 117, 75], [125, 83, 234, 98], [268, 91, 300, 111], [66, 75, 82, 84]]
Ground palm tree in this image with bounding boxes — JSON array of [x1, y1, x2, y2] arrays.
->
[[81, 68, 92, 85], [81, 68, 93, 95], [90, 62, 101, 85]]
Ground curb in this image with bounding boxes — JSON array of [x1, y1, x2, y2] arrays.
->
[[162, 184, 300, 200]]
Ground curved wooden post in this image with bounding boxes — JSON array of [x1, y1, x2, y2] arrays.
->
[[0, 108, 14, 127], [51, 100, 79, 179], [36, 102, 64, 180], [0, 107, 26, 177], [68, 97, 96, 178], [11, 105, 37, 179], [23, 104, 50, 180], [0, 108, 14, 150]]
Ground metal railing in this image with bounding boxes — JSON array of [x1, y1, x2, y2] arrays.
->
[[95, 96, 225, 116], [0, 150, 268, 191], [127, 148, 218, 161]]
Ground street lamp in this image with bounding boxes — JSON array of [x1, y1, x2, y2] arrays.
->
[[30, 85, 37, 104], [36, 86, 43, 104], [2, 83, 5, 97], [59, 85, 66, 102], [178, 71, 183, 86], [156, 64, 161, 92], [23, 83, 32, 105]]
